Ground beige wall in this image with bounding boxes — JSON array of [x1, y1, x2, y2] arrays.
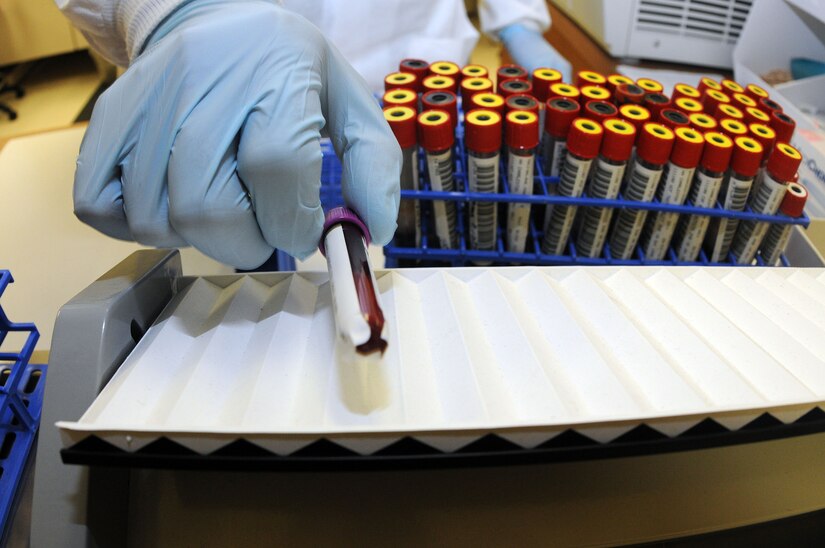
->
[[0, 0, 87, 66]]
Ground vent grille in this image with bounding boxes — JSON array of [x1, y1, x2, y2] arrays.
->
[[635, 0, 752, 44]]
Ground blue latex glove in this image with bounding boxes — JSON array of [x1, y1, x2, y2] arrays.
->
[[73, 0, 401, 268], [499, 23, 572, 83]]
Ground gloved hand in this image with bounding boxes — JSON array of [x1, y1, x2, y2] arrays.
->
[[73, 0, 401, 268], [499, 23, 572, 83]]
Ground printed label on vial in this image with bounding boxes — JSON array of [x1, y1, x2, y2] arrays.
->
[[760, 223, 791, 266], [642, 211, 679, 261], [507, 152, 535, 253], [427, 150, 457, 249], [542, 155, 593, 255], [550, 140, 567, 179], [707, 174, 752, 262], [468, 154, 500, 251], [657, 165, 694, 205], [731, 173, 786, 263], [675, 171, 723, 261], [573, 159, 623, 258], [624, 162, 663, 202]]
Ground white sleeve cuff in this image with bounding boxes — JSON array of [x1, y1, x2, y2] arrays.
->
[[479, 0, 551, 40], [117, 0, 191, 63]]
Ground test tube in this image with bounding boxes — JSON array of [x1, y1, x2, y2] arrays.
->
[[383, 88, 418, 111], [732, 92, 758, 112], [615, 83, 646, 106], [719, 118, 748, 139], [430, 61, 460, 82], [721, 79, 745, 95], [581, 85, 612, 104], [606, 74, 634, 96], [541, 97, 581, 180], [704, 136, 763, 262], [384, 106, 420, 247], [759, 182, 808, 265], [320, 207, 387, 357], [548, 83, 581, 102], [423, 75, 457, 95], [730, 142, 802, 264], [672, 83, 701, 102], [636, 78, 664, 95], [460, 77, 494, 109], [532, 68, 563, 141], [470, 92, 505, 118], [745, 83, 770, 102], [505, 110, 540, 253], [384, 72, 417, 93], [576, 70, 607, 88], [702, 89, 730, 115], [770, 111, 796, 143], [674, 97, 703, 115], [417, 110, 458, 249], [697, 77, 723, 95], [541, 118, 603, 256], [759, 97, 783, 116], [749, 122, 777, 195], [461, 64, 489, 80], [689, 112, 718, 132], [643, 93, 671, 119], [658, 109, 690, 130], [583, 100, 618, 124], [506, 94, 540, 141], [744, 106, 771, 126], [640, 127, 704, 261], [575, 118, 636, 258], [716, 104, 744, 122], [499, 79, 533, 100], [497, 64, 529, 91], [399, 58, 429, 92], [465, 109, 502, 260], [672, 131, 733, 262], [422, 90, 458, 130], [608, 123, 675, 260], [619, 104, 651, 133]]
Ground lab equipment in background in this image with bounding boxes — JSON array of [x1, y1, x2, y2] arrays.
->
[[608, 123, 675, 260], [673, 132, 733, 262], [760, 183, 809, 265], [641, 127, 704, 261], [542, 118, 603, 256], [705, 136, 763, 262], [506, 110, 539, 253], [320, 208, 387, 359], [384, 106, 420, 248], [418, 110, 458, 249], [465, 109, 502, 260], [575, 118, 636, 258]]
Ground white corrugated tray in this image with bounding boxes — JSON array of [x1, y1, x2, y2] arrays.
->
[[58, 266, 825, 455]]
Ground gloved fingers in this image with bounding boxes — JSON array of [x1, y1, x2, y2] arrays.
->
[[167, 98, 275, 269], [237, 74, 325, 260], [321, 44, 401, 246], [500, 23, 572, 82], [73, 87, 133, 241]]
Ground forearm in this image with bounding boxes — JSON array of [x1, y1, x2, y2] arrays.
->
[[479, 0, 550, 39]]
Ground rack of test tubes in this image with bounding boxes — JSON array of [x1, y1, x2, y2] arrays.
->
[[377, 60, 810, 267]]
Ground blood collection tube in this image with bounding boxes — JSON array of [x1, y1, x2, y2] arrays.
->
[[636, 78, 664, 94], [399, 58, 429, 91], [422, 90, 458, 129], [770, 111, 796, 143], [759, 182, 808, 265], [698, 77, 723, 94], [497, 64, 529, 91], [619, 104, 651, 132], [384, 72, 417, 92], [422, 75, 456, 94], [460, 77, 494, 108], [576, 70, 607, 88], [470, 92, 505, 117], [382, 88, 418, 111], [721, 79, 745, 95], [384, 106, 420, 247], [608, 123, 675, 260], [541, 97, 581, 179], [575, 118, 635, 258], [640, 127, 704, 261], [581, 85, 612, 103], [505, 110, 540, 253], [642, 93, 670, 119], [615, 83, 646, 105], [702, 89, 730, 114], [461, 64, 488, 80], [732, 92, 758, 111], [719, 118, 748, 138], [759, 97, 783, 116], [507, 95, 541, 142], [716, 104, 744, 122], [418, 110, 459, 249], [659, 108, 690, 130], [744, 106, 771, 126], [606, 74, 634, 96], [541, 118, 603, 255], [465, 109, 502, 259], [430, 61, 460, 81], [672, 83, 701, 102], [745, 83, 769, 102], [499, 79, 533, 100], [675, 97, 703, 115], [672, 132, 733, 262], [704, 136, 763, 262], [532, 68, 563, 144], [748, 122, 777, 200], [689, 112, 718, 132], [320, 207, 387, 358], [583, 100, 618, 124], [730, 142, 802, 264]]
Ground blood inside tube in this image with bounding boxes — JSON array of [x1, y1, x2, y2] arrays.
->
[[342, 224, 388, 356]]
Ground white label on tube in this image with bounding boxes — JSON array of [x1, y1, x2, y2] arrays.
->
[[609, 162, 663, 260], [324, 225, 371, 348], [542, 154, 592, 255], [468, 153, 500, 252], [507, 151, 535, 253], [427, 149, 457, 249], [550, 140, 567, 179], [760, 222, 792, 265], [706, 173, 752, 262], [574, 158, 624, 258], [642, 163, 695, 260], [731, 173, 787, 264], [674, 170, 723, 262]]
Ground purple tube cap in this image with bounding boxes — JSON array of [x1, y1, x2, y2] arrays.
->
[[319, 207, 371, 256]]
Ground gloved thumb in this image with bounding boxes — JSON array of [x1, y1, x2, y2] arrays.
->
[[499, 23, 572, 83]]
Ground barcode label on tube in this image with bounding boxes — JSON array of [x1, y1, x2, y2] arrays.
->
[[427, 150, 458, 249], [575, 159, 625, 258], [674, 170, 723, 261], [541, 155, 592, 255], [706, 174, 752, 262], [468, 154, 499, 251], [608, 162, 662, 259], [507, 152, 535, 253], [731, 174, 787, 264]]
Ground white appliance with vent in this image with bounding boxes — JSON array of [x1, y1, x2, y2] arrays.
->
[[551, 0, 753, 69]]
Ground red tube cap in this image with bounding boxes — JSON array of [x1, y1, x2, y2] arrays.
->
[[767, 142, 803, 182], [583, 100, 618, 123], [615, 83, 645, 105], [643, 93, 671, 118], [499, 79, 533, 99], [548, 83, 581, 101], [320, 207, 370, 255], [744, 106, 771, 125], [675, 97, 703, 114], [720, 118, 748, 137], [545, 97, 581, 138], [430, 61, 460, 78], [460, 77, 494, 107], [745, 83, 770, 101], [601, 118, 636, 162], [422, 75, 457, 94], [619, 104, 651, 132], [576, 70, 607, 88], [382, 88, 417, 110], [716, 103, 744, 121], [770, 110, 796, 143], [383, 106, 417, 149], [780, 182, 808, 217], [417, 110, 454, 152], [637, 123, 675, 166], [422, 90, 458, 130], [506, 110, 539, 150], [637, 78, 664, 94], [698, 77, 723, 94], [760, 97, 783, 115], [749, 123, 776, 164], [606, 74, 634, 95], [531, 68, 563, 102], [670, 127, 704, 169], [465, 109, 502, 154], [702, 89, 730, 114], [689, 112, 718, 131], [672, 83, 701, 101], [505, 94, 539, 116], [566, 118, 603, 159], [470, 92, 505, 115], [384, 72, 417, 92], [721, 79, 745, 95], [399, 59, 429, 91], [731, 136, 764, 178], [732, 92, 758, 110], [658, 108, 690, 129], [461, 64, 488, 80], [700, 132, 734, 173], [497, 64, 528, 88]]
